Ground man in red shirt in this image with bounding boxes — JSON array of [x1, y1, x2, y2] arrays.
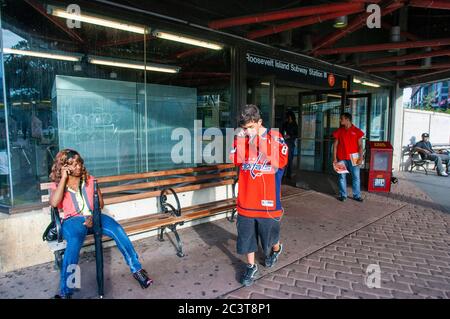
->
[[230, 104, 288, 286], [332, 112, 364, 202]]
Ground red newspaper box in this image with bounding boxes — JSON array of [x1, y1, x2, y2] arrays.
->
[[367, 141, 393, 193]]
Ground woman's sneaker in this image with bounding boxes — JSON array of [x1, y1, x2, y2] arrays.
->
[[265, 244, 283, 268], [133, 269, 153, 289], [240, 264, 258, 286]]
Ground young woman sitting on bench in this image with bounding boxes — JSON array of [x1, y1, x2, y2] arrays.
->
[[49, 149, 153, 299]]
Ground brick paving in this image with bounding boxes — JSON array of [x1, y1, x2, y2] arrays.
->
[[224, 173, 450, 299]]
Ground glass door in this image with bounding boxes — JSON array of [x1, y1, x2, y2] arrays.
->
[[274, 96, 301, 180], [298, 89, 345, 173], [247, 77, 274, 127]]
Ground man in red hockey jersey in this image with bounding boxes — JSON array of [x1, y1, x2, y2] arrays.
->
[[230, 104, 288, 286]]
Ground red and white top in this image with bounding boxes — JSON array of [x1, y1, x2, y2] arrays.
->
[[49, 175, 95, 220], [230, 129, 288, 219]]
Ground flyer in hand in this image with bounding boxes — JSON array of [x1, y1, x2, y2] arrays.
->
[[333, 161, 349, 174], [350, 153, 362, 166]]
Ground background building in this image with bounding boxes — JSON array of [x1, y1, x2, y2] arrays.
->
[[410, 81, 450, 111]]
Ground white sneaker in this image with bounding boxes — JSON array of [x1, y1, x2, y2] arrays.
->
[[440, 172, 448, 177]]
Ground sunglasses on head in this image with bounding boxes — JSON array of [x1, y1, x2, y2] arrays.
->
[[65, 150, 79, 161]]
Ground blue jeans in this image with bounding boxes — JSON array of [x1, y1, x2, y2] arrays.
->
[[337, 160, 361, 199], [60, 214, 142, 296]]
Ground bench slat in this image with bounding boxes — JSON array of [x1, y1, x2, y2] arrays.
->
[[104, 179, 235, 205], [176, 198, 236, 214], [122, 202, 235, 235], [53, 199, 236, 249], [176, 204, 235, 223], [121, 198, 236, 227], [97, 164, 235, 184], [101, 171, 236, 194]]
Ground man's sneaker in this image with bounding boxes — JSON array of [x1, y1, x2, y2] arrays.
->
[[133, 269, 153, 289], [240, 264, 258, 286], [439, 171, 448, 177], [352, 196, 364, 202], [338, 196, 347, 202], [265, 244, 283, 268]]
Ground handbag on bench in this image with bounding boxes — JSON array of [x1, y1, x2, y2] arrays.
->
[[42, 221, 58, 241], [42, 207, 63, 242]]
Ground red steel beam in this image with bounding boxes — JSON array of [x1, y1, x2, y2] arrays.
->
[[175, 48, 208, 59], [359, 48, 450, 66], [364, 62, 450, 72], [311, 1, 405, 54], [381, 21, 421, 41], [98, 34, 152, 47], [246, 8, 364, 40], [208, 2, 364, 29], [315, 38, 450, 55], [401, 68, 450, 81], [25, 0, 84, 43], [381, 21, 441, 53], [409, 0, 450, 10]]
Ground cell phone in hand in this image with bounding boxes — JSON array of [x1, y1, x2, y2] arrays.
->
[[64, 165, 72, 175]]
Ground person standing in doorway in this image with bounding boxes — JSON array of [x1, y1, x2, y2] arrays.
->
[[282, 110, 298, 180], [230, 104, 289, 286], [332, 112, 365, 202]]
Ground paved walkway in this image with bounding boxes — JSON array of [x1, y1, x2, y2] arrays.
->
[[225, 172, 450, 299], [0, 172, 449, 299]]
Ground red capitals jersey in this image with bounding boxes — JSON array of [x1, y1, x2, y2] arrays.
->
[[229, 128, 288, 219]]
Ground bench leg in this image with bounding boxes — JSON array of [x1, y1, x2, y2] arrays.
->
[[227, 209, 237, 223], [169, 224, 185, 258], [54, 250, 63, 270], [158, 227, 166, 242]]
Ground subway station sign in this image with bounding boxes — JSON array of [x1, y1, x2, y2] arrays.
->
[[246, 53, 347, 88]]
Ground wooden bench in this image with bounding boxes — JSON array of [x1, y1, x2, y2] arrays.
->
[[41, 164, 238, 269]]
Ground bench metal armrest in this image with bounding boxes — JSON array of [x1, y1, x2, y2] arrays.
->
[[160, 188, 181, 217], [227, 177, 238, 223], [232, 177, 238, 199]]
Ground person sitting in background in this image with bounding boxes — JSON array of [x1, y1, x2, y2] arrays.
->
[[414, 133, 449, 177]]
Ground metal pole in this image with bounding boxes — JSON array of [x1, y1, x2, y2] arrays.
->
[[93, 179, 104, 298]]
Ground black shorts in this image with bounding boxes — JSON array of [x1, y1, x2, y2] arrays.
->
[[236, 214, 281, 257]]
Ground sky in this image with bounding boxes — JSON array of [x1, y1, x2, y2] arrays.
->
[[2, 29, 26, 49], [402, 87, 412, 106]]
